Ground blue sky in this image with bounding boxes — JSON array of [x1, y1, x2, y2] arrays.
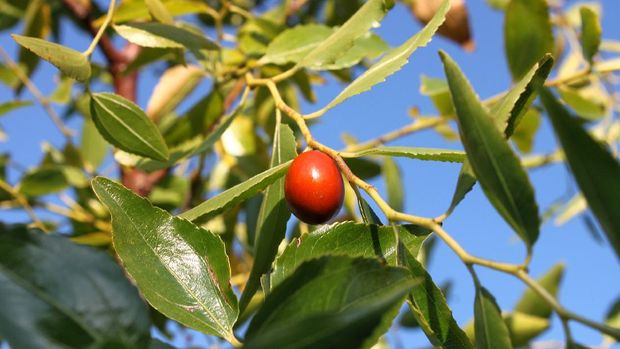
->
[[1, 1, 620, 348]]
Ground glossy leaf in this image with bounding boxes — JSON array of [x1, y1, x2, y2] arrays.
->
[[383, 157, 404, 212], [324, 0, 449, 111], [0, 224, 150, 349], [504, 0, 553, 80], [246, 256, 415, 349], [580, 7, 601, 64], [540, 88, 620, 260], [271, 222, 430, 287], [405, 251, 473, 348], [11, 35, 91, 81], [474, 287, 513, 349], [298, 0, 390, 69], [348, 146, 465, 163], [441, 51, 540, 247], [90, 92, 169, 161], [91, 177, 239, 342], [114, 22, 218, 51], [239, 124, 297, 312], [514, 263, 564, 318], [179, 161, 292, 222]]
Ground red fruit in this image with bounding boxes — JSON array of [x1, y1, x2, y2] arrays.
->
[[284, 150, 344, 224]]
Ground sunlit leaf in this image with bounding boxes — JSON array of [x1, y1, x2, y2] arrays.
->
[[441, 51, 540, 247], [12, 35, 91, 81], [347, 146, 465, 163], [90, 92, 169, 161], [114, 22, 218, 51], [91, 177, 239, 342], [514, 263, 564, 318], [580, 7, 601, 64], [324, 0, 449, 111], [383, 157, 404, 212]]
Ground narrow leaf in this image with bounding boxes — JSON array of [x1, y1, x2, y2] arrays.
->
[[0, 224, 150, 349], [504, 0, 553, 80], [405, 251, 474, 348], [298, 0, 391, 69], [474, 287, 513, 349], [11, 34, 91, 81], [441, 51, 540, 247], [580, 7, 601, 64], [348, 146, 465, 163], [271, 222, 430, 287], [0, 100, 33, 117], [81, 118, 109, 172], [514, 263, 564, 318], [114, 22, 218, 51], [541, 88, 620, 260], [383, 157, 404, 212], [91, 177, 238, 342], [90, 92, 169, 161], [325, 0, 449, 111], [145, 65, 203, 120], [246, 256, 415, 349], [179, 160, 292, 222], [239, 124, 297, 313]]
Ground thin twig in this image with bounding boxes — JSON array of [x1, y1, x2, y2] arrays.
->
[[0, 47, 74, 140]]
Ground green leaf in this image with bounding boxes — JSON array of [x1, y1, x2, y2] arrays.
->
[[541, 88, 620, 260], [297, 0, 391, 69], [12, 35, 91, 82], [0, 224, 150, 349], [505, 312, 550, 347], [441, 51, 540, 247], [259, 24, 333, 65], [514, 263, 564, 318], [355, 189, 383, 224], [49, 77, 74, 104], [319, 32, 388, 71], [420, 75, 454, 116], [96, 0, 213, 25], [239, 124, 297, 313], [145, 0, 175, 24], [605, 297, 620, 342], [348, 146, 465, 163], [558, 85, 608, 120], [81, 117, 109, 172], [383, 157, 404, 212], [246, 256, 415, 349], [137, 100, 238, 172], [404, 251, 474, 348], [91, 177, 239, 342], [271, 221, 430, 289], [580, 7, 601, 64], [18, 166, 68, 196], [90, 92, 169, 161], [343, 157, 382, 180], [512, 108, 541, 154], [504, 0, 553, 80], [0, 100, 32, 117], [324, 0, 449, 111], [16, 0, 49, 87], [490, 55, 553, 137], [164, 89, 224, 146], [474, 287, 513, 349], [443, 56, 552, 218], [179, 160, 292, 222], [145, 65, 204, 121], [114, 22, 218, 51]]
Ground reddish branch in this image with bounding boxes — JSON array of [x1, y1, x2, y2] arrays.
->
[[63, 0, 167, 196]]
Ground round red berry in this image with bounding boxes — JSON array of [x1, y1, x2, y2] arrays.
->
[[284, 150, 344, 224]]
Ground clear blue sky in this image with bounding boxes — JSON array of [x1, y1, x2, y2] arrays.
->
[[1, 1, 619, 348]]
